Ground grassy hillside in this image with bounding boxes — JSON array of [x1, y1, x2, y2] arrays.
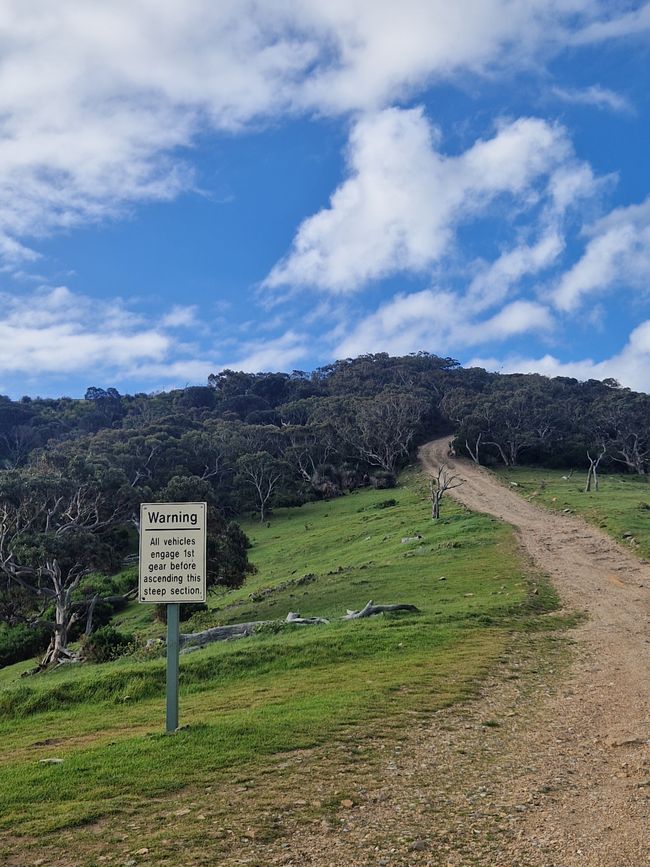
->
[[496, 467, 650, 558], [0, 468, 558, 859]]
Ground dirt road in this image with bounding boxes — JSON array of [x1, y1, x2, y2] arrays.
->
[[418, 438, 650, 865]]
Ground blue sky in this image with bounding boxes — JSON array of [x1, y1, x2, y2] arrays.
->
[[1, 1, 650, 398]]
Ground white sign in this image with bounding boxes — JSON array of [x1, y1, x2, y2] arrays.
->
[[139, 502, 207, 603]]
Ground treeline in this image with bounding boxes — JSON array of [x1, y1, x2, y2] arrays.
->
[[1, 352, 648, 668], [1, 353, 648, 493]]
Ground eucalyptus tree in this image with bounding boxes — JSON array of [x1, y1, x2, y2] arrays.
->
[[332, 389, 429, 474], [0, 460, 133, 668]]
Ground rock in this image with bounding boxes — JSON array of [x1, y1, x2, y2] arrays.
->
[[409, 840, 429, 852], [438, 576, 447, 581], [410, 839, 429, 851], [401, 535, 422, 544], [174, 807, 191, 816], [135, 848, 149, 855], [340, 799, 354, 808]]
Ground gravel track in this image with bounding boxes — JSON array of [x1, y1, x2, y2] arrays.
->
[[417, 438, 650, 865]]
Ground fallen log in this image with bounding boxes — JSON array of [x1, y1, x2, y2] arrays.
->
[[177, 600, 418, 651], [285, 611, 330, 625], [342, 600, 420, 620], [180, 620, 269, 649]]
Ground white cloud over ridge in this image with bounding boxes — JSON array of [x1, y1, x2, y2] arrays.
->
[[469, 318, 650, 393], [265, 109, 589, 293], [334, 288, 554, 360], [0, 284, 313, 394], [0, 286, 169, 380], [0, 0, 642, 263]]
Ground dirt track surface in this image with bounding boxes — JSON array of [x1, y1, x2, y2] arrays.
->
[[418, 438, 650, 865]]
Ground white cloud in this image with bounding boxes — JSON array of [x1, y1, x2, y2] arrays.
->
[[468, 231, 564, 311], [551, 85, 633, 114], [334, 288, 553, 359], [552, 197, 650, 312], [126, 359, 217, 386], [160, 305, 199, 329], [0, 287, 169, 376], [468, 319, 650, 392], [265, 109, 589, 293], [571, 2, 650, 45], [0, 1, 638, 265], [0, 286, 219, 381], [224, 330, 310, 372]]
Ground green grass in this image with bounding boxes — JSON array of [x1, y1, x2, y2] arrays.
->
[[496, 466, 650, 557], [0, 467, 558, 841]]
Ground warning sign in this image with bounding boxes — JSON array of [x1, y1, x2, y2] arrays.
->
[[138, 502, 207, 603]]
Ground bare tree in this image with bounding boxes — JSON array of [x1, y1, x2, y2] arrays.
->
[[236, 452, 285, 523], [429, 464, 464, 519], [585, 444, 606, 492], [0, 425, 38, 469], [0, 474, 126, 668], [336, 391, 428, 473], [284, 424, 337, 487]]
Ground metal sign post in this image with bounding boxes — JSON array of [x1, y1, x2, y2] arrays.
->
[[138, 502, 207, 733], [166, 603, 180, 732]]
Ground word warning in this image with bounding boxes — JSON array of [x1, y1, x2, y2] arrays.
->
[[139, 502, 207, 603]]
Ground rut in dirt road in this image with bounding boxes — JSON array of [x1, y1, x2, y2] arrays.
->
[[420, 438, 650, 866]]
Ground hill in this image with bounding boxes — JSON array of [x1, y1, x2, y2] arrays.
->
[[2, 350, 649, 671], [0, 465, 562, 864]]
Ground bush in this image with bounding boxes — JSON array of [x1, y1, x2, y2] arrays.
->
[[82, 625, 136, 663], [374, 498, 398, 509], [0, 623, 50, 668], [155, 602, 208, 624], [369, 471, 396, 489]]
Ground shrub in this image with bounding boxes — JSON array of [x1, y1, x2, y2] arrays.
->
[[369, 471, 396, 489], [374, 498, 398, 509], [155, 602, 208, 624], [82, 625, 136, 663], [0, 623, 50, 668]]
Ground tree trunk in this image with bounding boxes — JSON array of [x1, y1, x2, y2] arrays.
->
[[38, 565, 82, 668], [465, 434, 481, 464]]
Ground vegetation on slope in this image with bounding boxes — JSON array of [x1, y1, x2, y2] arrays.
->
[[496, 467, 650, 558], [2, 352, 649, 667], [0, 469, 558, 838]]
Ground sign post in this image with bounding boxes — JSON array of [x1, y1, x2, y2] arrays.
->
[[138, 502, 207, 733], [166, 602, 180, 732]]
